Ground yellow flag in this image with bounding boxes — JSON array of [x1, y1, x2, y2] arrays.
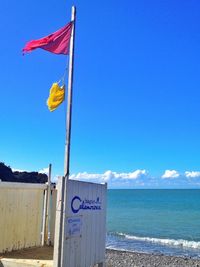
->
[[47, 83, 65, 111]]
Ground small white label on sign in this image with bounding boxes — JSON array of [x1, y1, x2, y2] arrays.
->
[[66, 216, 82, 238]]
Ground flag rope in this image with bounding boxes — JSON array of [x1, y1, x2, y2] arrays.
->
[[58, 55, 69, 85]]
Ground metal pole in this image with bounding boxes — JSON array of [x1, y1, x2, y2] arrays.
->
[[41, 185, 47, 246], [60, 6, 76, 266], [41, 163, 52, 246], [64, 5, 76, 178], [46, 163, 52, 245], [54, 176, 65, 267]]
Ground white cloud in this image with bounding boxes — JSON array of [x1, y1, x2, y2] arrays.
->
[[185, 171, 200, 178], [10, 167, 200, 188], [38, 167, 49, 175], [70, 169, 147, 183], [12, 168, 28, 172], [162, 170, 180, 179], [12, 167, 49, 174], [128, 170, 147, 179]]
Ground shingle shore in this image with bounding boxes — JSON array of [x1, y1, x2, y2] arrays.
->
[[106, 249, 200, 267]]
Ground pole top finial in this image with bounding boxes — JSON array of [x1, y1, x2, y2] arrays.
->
[[71, 5, 76, 21]]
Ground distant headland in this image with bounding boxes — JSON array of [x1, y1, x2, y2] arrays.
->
[[0, 162, 47, 183]]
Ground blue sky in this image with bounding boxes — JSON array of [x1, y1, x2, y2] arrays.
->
[[0, 0, 200, 188]]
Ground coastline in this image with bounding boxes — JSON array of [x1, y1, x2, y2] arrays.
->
[[106, 249, 200, 267], [1, 247, 200, 267]]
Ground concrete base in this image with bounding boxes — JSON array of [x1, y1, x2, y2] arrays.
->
[[0, 258, 53, 267]]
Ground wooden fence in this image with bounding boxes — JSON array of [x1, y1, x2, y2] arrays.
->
[[0, 182, 56, 253]]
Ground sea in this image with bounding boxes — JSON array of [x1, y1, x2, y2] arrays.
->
[[106, 189, 200, 258]]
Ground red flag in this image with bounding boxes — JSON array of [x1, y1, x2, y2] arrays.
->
[[23, 22, 73, 55]]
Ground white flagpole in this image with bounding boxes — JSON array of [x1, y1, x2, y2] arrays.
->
[[64, 5, 76, 178], [59, 5, 76, 267]]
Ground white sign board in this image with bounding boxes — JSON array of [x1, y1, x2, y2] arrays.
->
[[54, 179, 107, 267], [66, 216, 82, 238]]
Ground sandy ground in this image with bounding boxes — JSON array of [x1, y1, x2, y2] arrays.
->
[[0, 247, 53, 267], [1, 247, 200, 267], [0, 246, 53, 261]]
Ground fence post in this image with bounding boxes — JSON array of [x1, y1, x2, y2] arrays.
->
[[53, 176, 65, 267], [41, 164, 52, 246]]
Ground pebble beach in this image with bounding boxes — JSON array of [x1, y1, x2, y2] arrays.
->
[[1, 247, 200, 266], [106, 249, 200, 267]]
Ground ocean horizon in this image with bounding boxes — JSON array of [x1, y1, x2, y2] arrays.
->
[[106, 189, 200, 258]]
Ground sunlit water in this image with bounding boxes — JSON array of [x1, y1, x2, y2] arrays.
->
[[106, 189, 200, 258]]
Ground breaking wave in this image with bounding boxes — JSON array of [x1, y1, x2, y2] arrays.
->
[[112, 232, 200, 250]]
